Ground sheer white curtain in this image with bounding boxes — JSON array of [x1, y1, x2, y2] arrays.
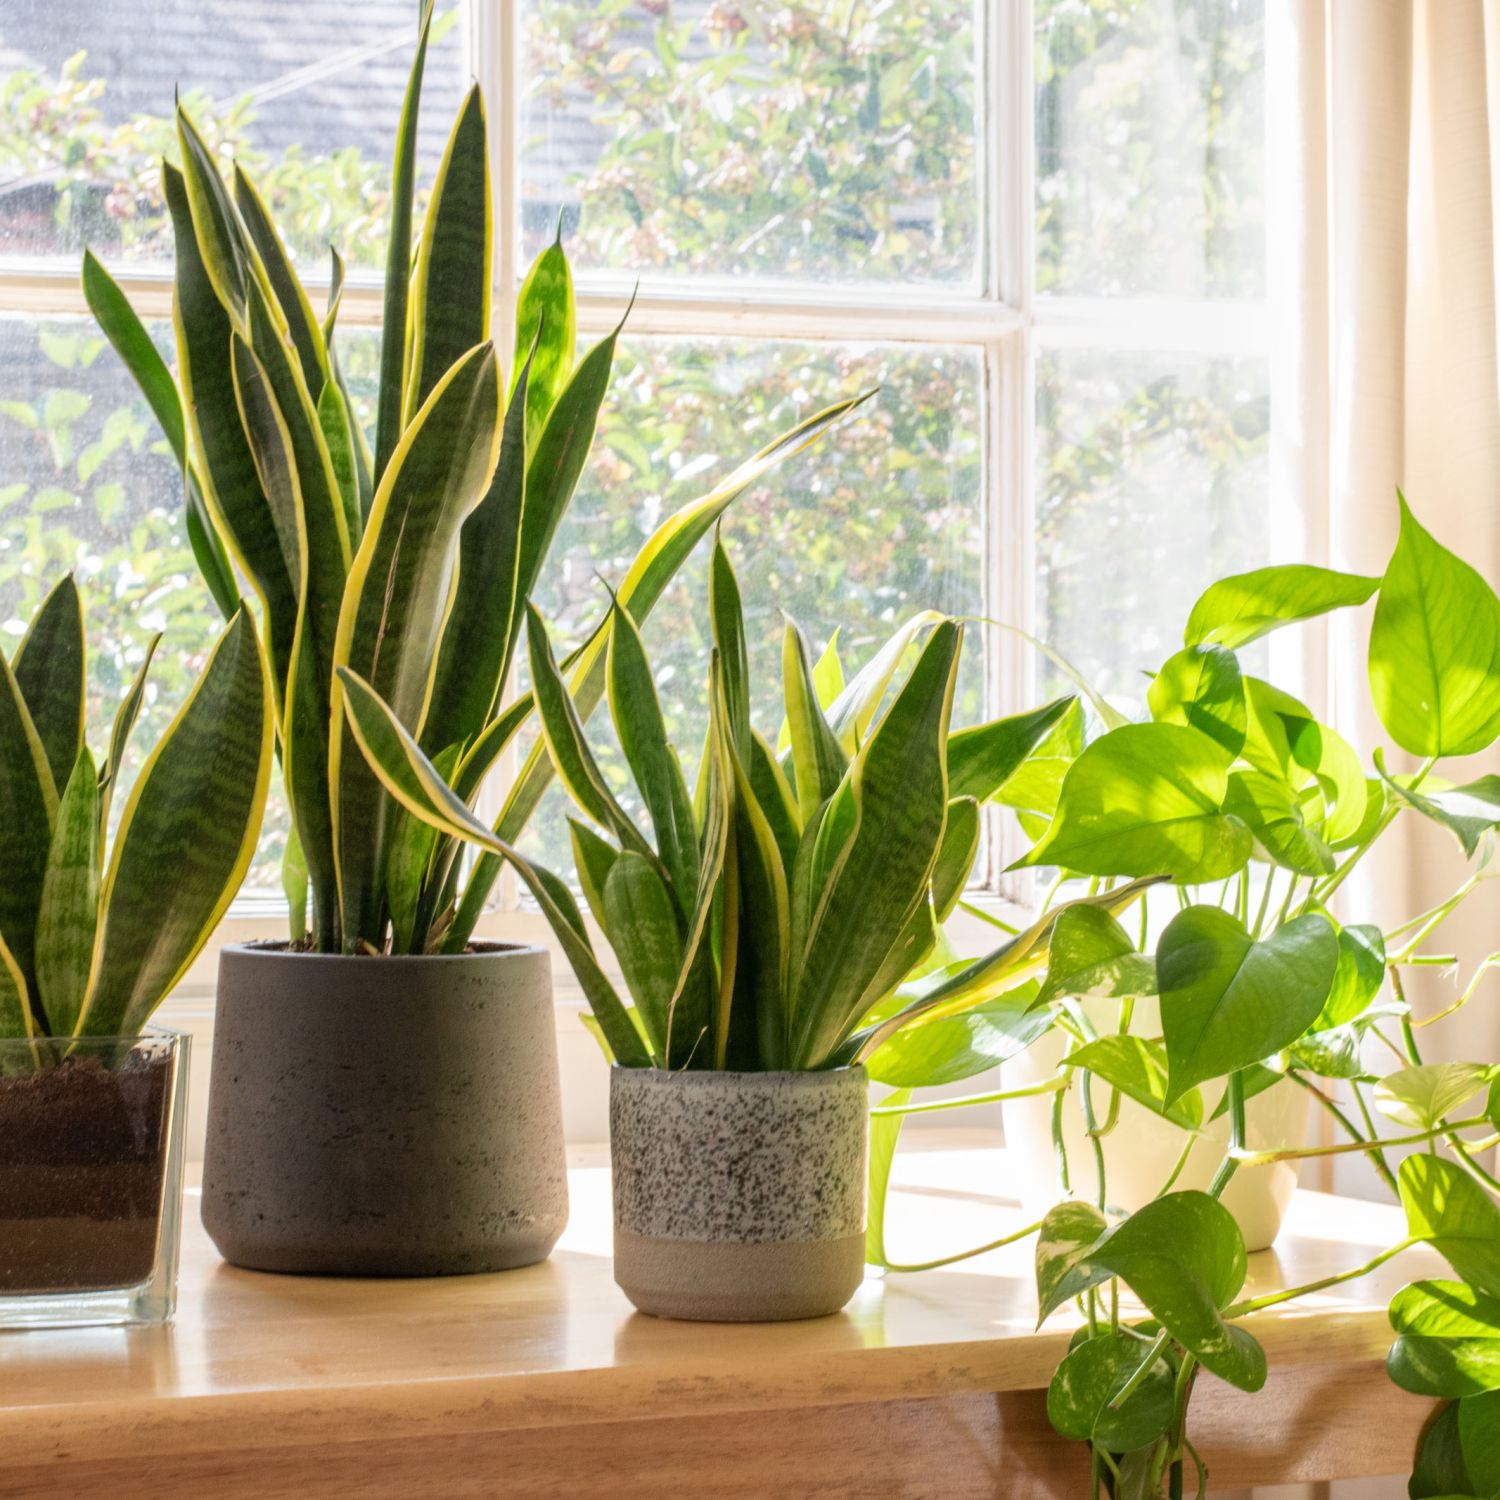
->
[[1232, 4, 1500, 1498]]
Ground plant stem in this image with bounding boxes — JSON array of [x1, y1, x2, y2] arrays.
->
[[1252, 865, 1276, 936], [1158, 1133, 1197, 1196], [1416, 950, 1500, 1028], [1107, 1328, 1171, 1410], [1234, 1117, 1490, 1167], [1051, 1083, 1071, 1195], [1450, 1136, 1500, 1195], [1286, 1071, 1398, 1193], [1206, 1071, 1246, 1199], [880, 1217, 1044, 1274], [870, 1076, 1066, 1116], [1225, 1239, 1415, 1317]]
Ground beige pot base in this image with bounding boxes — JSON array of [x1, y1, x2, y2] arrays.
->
[[614, 1226, 865, 1322]]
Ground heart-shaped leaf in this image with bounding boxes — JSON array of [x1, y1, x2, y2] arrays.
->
[[1459, 1389, 1500, 1496], [1378, 1064, 1498, 1132], [1035, 905, 1157, 1009], [1369, 497, 1500, 758], [1402, 1156, 1500, 1298], [1047, 1331, 1176, 1451], [1186, 564, 1379, 650], [1157, 906, 1338, 1104], [1389, 1281, 1500, 1397], [1222, 769, 1334, 875], [865, 979, 1049, 1088], [1147, 645, 1246, 760], [1378, 760, 1500, 859], [1411, 1401, 1476, 1499], [1036, 1200, 1109, 1323], [1314, 923, 1386, 1030], [1015, 723, 1252, 884], [1068, 1034, 1204, 1130]]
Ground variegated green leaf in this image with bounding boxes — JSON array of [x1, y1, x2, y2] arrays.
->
[[175, 105, 254, 321], [100, 633, 160, 823], [783, 618, 847, 822], [932, 795, 980, 920], [0, 648, 56, 997], [330, 340, 501, 947], [77, 610, 273, 1037], [947, 696, 1077, 803], [404, 83, 492, 421], [825, 609, 944, 752], [0, 930, 34, 1043], [387, 745, 460, 955], [710, 534, 751, 755], [317, 377, 364, 551], [603, 851, 683, 1056], [13, 573, 85, 792], [282, 822, 309, 946], [513, 227, 575, 448], [35, 747, 100, 1038], [569, 817, 620, 930]]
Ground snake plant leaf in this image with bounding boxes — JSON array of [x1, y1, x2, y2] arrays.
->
[[1047, 1331, 1176, 1453], [100, 632, 160, 819], [1377, 1063, 1498, 1132], [512, 224, 575, 446], [1036, 1201, 1111, 1324], [421, 343, 532, 759], [325, 245, 346, 333], [1186, 564, 1379, 650], [1067, 1035, 1204, 1131], [747, 730, 801, 873], [864, 978, 1048, 1088], [607, 597, 698, 898], [790, 621, 962, 1069], [175, 105, 253, 322], [376, 0, 436, 476], [0, 648, 56, 997], [34, 747, 101, 1038], [1377, 753, 1500, 859], [603, 852, 683, 1057], [83, 250, 241, 619], [1388, 1281, 1500, 1398], [1222, 769, 1335, 875], [727, 726, 793, 1068], [1035, 905, 1157, 1010], [166, 161, 298, 698], [330, 343, 375, 525], [777, 629, 846, 754], [334, 665, 651, 1066], [783, 618, 848, 822], [0, 928, 33, 1043], [569, 818, 620, 929], [1312, 922, 1385, 1030], [526, 603, 656, 864], [710, 535, 752, 756], [932, 796, 979, 921], [1085, 1192, 1266, 1392], [992, 697, 1082, 822], [451, 690, 536, 805], [233, 166, 327, 396], [864, 1087, 911, 1268], [78, 610, 272, 1038], [1402, 1156, 1500, 1299], [823, 610, 944, 753], [451, 390, 875, 950], [404, 82, 492, 421], [317, 378, 364, 551], [13, 573, 85, 791], [1157, 905, 1338, 1105], [1015, 722, 1253, 884], [282, 822, 309, 946], [946, 695, 1076, 804], [1371, 496, 1500, 758], [330, 341, 501, 946], [386, 743, 460, 955], [1148, 644, 1246, 761]]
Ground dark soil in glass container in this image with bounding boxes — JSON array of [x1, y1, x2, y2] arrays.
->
[[0, 1051, 172, 1293]]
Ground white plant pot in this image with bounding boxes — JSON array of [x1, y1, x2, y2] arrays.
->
[[1001, 1003, 1310, 1253]]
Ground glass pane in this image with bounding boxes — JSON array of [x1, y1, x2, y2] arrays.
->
[[1034, 0, 1266, 298], [1035, 346, 1270, 707], [0, 2, 466, 268], [516, 337, 985, 870], [520, 0, 982, 287]]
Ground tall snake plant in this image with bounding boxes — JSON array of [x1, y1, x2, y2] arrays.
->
[[335, 535, 1161, 1070], [84, 1, 862, 955], [1, 576, 272, 1054]]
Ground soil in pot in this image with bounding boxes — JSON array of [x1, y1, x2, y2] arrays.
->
[[0, 1052, 171, 1293]]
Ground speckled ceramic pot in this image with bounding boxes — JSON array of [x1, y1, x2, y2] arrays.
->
[[202, 942, 567, 1277], [610, 1066, 868, 1322]]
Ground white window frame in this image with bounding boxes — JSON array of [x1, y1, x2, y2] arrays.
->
[[1, 0, 1276, 1017]]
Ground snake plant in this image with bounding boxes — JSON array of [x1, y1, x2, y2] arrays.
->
[[83, 0, 861, 955], [332, 534, 1162, 1070], [0, 576, 272, 1050]]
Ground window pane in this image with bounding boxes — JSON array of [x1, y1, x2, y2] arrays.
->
[[1034, 0, 1265, 298], [0, 2, 466, 268], [1035, 346, 1270, 705], [520, 0, 981, 287], [516, 337, 985, 869]]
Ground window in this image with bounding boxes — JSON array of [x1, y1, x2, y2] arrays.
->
[[0, 0, 1270, 929]]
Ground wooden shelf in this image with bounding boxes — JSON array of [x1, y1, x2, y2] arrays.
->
[[1, 1137, 1440, 1498]]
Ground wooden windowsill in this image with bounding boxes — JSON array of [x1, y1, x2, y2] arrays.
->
[[2, 1135, 1440, 1498]]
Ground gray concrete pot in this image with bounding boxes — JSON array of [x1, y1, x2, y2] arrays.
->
[[610, 1066, 868, 1321], [202, 942, 567, 1277]]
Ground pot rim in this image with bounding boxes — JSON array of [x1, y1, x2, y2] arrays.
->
[[0, 1025, 185, 1052], [610, 1063, 867, 1085], [220, 939, 549, 964]]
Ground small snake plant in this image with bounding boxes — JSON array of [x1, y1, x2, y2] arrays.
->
[[0, 576, 272, 1052], [84, 0, 860, 956]]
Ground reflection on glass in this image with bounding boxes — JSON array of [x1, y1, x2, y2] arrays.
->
[[1035, 0, 1266, 298], [1035, 346, 1270, 708], [521, 0, 981, 286], [0, 1, 466, 266]]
